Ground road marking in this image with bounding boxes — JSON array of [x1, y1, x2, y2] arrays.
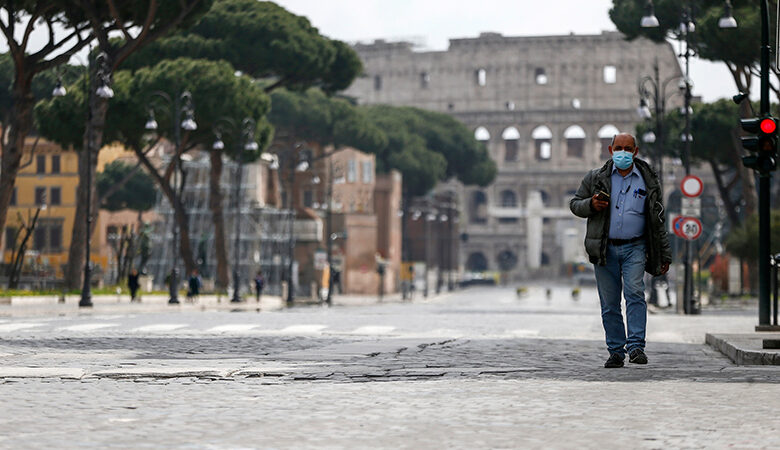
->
[[509, 329, 540, 337], [59, 323, 119, 332], [350, 326, 396, 335], [280, 324, 327, 334], [131, 324, 188, 332], [206, 324, 259, 333], [0, 323, 45, 332]]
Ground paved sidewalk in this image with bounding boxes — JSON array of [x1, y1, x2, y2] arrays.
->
[[707, 332, 780, 365]]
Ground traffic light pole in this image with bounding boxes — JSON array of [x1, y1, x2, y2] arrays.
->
[[757, 0, 772, 327]]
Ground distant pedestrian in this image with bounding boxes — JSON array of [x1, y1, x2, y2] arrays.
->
[[187, 270, 202, 303], [254, 271, 265, 303], [570, 133, 671, 368], [128, 269, 140, 302]]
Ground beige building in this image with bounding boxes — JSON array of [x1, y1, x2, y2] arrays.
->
[[345, 31, 682, 279]]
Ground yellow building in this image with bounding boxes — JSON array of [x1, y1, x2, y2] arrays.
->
[[3, 136, 137, 278]]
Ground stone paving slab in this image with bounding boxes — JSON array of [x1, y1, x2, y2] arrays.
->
[[706, 332, 780, 365]]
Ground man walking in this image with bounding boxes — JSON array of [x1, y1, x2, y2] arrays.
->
[[570, 133, 671, 368]]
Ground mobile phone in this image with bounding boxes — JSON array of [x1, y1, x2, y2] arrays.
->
[[596, 190, 610, 201]]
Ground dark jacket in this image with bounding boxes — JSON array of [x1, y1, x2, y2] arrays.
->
[[569, 158, 672, 276]]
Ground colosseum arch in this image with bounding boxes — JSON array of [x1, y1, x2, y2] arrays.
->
[[532, 125, 553, 161], [563, 125, 586, 158], [474, 126, 491, 142], [598, 124, 620, 159], [502, 126, 520, 162]]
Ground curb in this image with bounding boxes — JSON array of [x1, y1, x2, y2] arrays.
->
[[705, 333, 780, 365]]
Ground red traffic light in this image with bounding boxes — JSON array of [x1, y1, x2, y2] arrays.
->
[[760, 118, 777, 134]]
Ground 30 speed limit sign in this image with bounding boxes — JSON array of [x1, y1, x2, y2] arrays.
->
[[679, 217, 703, 241]]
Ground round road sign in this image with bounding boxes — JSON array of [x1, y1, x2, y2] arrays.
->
[[672, 216, 686, 239], [681, 175, 703, 198], [679, 217, 703, 241]]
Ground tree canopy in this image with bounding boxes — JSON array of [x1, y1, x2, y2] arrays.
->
[[121, 0, 362, 94], [35, 57, 273, 158], [268, 89, 497, 196], [97, 161, 156, 212], [609, 0, 768, 95]]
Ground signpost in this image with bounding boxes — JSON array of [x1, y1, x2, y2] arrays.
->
[[679, 175, 703, 315]]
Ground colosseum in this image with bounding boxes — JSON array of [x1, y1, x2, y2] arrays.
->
[[345, 31, 682, 280]]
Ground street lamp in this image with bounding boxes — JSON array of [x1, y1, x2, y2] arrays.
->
[[53, 52, 114, 308], [217, 117, 259, 303], [639, 1, 737, 315], [145, 90, 197, 304]]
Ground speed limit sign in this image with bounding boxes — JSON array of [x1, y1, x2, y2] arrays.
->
[[679, 217, 703, 241]]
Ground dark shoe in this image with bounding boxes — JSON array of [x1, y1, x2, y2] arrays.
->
[[629, 348, 648, 364], [604, 353, 624, 368]]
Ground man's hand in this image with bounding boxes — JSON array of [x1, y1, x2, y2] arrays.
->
[[591, 193, 608, 212], [661, 263, 670, 275]]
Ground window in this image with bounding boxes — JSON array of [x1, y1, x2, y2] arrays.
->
[[5, 227, 17, 249], [362, 160, 372, 184], [36, 155, 46, 174], [535, 68, 548, 85], [598, 124, 620, 159], [502, 127, 520, 162], [474, 126, 490, 142], [50, 187, 61, 206], [603, 65, 617, 84], [35, 187, 46, 205], [532, 126, 553, 161], [564, 125, 586, 158], [420, 72, 430, 88], [373, 75, 382, 91], [476, 68, 487, 87], [51, 155, 60, 174], [500, 190, 517, 207], [33, 227, 46, 251], [49, 223, 62, 251], [347, 159, 357, 182], [10, 187, 16, 206], [303, 190, 313, 208]]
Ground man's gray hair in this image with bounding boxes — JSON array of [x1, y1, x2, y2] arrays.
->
[[610, 133, 637, 148]]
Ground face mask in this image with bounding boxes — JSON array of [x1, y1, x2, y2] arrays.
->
[[612, 150, 634, 170]]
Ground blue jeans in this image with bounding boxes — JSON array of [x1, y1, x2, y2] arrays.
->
[[594, 241, 647, 357]]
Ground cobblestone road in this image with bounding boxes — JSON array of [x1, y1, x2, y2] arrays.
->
[[1, 286, 778, 448]]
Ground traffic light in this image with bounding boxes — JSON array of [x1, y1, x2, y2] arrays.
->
[[741, 116, 778, 173]]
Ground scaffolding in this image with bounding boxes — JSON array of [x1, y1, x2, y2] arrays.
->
[[146, 154, 293, 296]]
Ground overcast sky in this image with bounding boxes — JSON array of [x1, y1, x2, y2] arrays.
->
[[0, 0, 739, 102], [275, 0, 738, 103]]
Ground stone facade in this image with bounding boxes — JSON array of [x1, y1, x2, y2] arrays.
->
[[345, 31, 682, 280]]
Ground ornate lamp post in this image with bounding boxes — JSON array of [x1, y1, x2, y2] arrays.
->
[[54, 51, 114, 308], [212, 118, 258, 303], [145, 91, 197, 304], [640, 0, 737, 315]]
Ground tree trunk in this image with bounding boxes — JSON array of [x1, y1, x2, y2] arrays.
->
[[65, 59, 113, 289], [64, 148, 100, 289], [708, 160, 741, 228], [209, 151, 230, 289], [726, 122, 757, 218], [0, 79, 35, 252], [135, 151, 197, 275]]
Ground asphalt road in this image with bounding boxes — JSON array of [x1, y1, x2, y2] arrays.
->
[[1, 285, 777, 449]]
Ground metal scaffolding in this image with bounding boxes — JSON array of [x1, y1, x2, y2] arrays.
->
[[146, 154, 293, 296]]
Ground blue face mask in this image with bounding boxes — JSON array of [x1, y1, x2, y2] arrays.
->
[[612, 150, 634, 170]]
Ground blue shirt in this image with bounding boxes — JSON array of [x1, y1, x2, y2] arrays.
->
[[608, 164, 647, 239]]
